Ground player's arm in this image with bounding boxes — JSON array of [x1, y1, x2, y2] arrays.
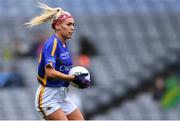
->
[[45, 64, 75, 81], [43, 39, 75, 81], [43, 39, 88, 85], [45, 65, 90, 88]]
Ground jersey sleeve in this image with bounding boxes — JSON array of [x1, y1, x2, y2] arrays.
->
[[43, 38, 58, 69]]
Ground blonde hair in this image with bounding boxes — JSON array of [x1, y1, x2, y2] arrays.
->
[[25, 2, 66, 28]]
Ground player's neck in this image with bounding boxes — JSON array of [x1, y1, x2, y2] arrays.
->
[[55, 33, 66, 45]]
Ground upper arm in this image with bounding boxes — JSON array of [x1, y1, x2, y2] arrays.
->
[[45, 64, 54, 77], [44, 38, 58, 69]]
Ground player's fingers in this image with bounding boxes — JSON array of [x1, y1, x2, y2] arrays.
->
[[80, 73, 88, 77], [85, 79, 90, 84]]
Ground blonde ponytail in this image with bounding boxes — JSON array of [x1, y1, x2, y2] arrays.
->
[[25, 2, 64, 28]]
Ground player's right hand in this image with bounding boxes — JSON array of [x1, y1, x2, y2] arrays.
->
[[73, 73, 91, 89]]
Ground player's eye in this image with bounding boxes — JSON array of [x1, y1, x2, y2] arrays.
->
[[67, 22, 75, 26], [67, 23, 72, 26]]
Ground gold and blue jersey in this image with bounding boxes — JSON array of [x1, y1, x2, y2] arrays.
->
[[37, 34, 72, 87]]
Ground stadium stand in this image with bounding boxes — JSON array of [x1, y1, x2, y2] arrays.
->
[[92, 92, 180, 120], [0, 0, 180, 119]]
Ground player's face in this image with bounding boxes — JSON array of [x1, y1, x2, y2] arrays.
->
[[57, 18, 75, 40]]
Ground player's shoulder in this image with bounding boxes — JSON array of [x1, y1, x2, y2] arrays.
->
[[44, 34, 57, 47]]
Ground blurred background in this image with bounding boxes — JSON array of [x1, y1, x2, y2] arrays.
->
[[0, 0, 180, 120]]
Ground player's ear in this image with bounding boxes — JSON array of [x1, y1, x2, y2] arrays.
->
[[55, 22, 61, 30]]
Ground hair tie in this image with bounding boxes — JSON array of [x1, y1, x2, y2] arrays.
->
[[57, 9, 60, 12]]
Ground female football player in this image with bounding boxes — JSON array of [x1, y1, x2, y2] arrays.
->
[[26, 2, 90, 120]]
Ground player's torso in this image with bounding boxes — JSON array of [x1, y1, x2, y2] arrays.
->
[[55, 42, 72, 75], [38, 35, 72, 87]]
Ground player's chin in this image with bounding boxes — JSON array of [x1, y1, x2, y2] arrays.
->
[[67, 35, 73, 39]]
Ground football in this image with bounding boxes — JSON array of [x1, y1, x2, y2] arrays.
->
[[69, 66, 90, 87]]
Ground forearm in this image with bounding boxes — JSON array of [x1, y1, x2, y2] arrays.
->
[[45, 67, 75, 81]]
